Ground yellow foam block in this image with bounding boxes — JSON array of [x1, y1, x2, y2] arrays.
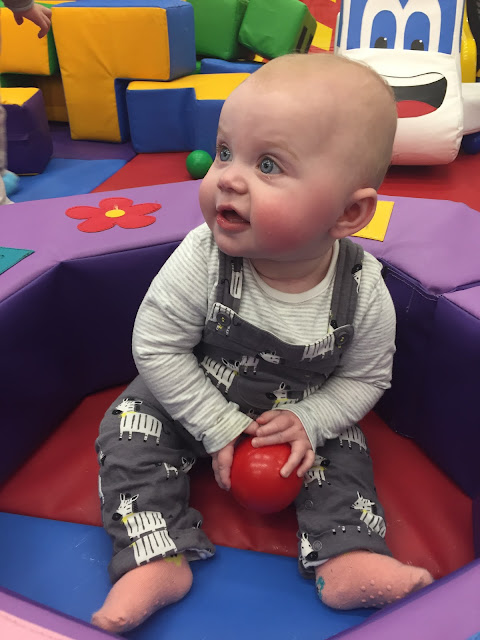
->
[[312, 21, 333, 51], [353, 200, 394, 242], [52, 5, 180, 142], [1, 87, 39, 106], [35, 74, 68, 122], [461, 6, 477, 83], [128, 73, 249, 100], [0, 7, 54, 75]]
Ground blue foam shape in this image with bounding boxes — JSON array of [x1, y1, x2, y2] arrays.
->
[[200, 58, 263, 74], [0, 513, 372, 640], [127, 87, 196, 153], [127, 86, 222, 156], [194, 99, 223, 158], [11, 159, 127, 202]]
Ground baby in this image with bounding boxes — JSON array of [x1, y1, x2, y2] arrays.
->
[[92, 53, 433, 634]]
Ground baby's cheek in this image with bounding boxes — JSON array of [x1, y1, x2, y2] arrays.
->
[[198, 175, 215, 224], [256, 212, 308, 252]]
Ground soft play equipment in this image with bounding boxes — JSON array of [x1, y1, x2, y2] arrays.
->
[[2, 513, 480, 640], [1, 171, 480, 638], [188, 0, 251, 61], [336, 0, 480, 165], [126, 73, 248, 156], [199, 57, 263, 74], [2, 87, 52, 174], [52, 0, 196, 142], [238, 0, 317, 58], [461, 3, 478, 82], [2, 183, 480, 502], [0, 1, 59, 75], [467, 0, 480, 71]]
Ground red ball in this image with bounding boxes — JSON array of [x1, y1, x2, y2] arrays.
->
[[230, 437, 303, 514]]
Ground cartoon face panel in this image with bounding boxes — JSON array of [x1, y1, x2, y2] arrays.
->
[[336, 0, 466, 164], [338, 0, 462, 55]]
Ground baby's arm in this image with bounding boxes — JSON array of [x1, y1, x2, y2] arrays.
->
[[253, 269, 396, 461], [4, 1, 52, 38], [133, 228, 252, 456]]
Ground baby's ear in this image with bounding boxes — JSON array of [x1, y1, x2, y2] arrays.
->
[[329, 188, 377, 240]]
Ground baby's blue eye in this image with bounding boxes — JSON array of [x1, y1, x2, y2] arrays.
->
[[259, 157, 279, 174], [218, 146, 231, 162]]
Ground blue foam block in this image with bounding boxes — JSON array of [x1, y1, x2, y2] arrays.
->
[[127, 86, 222, 157], [200, 58, 263, 74], [194, 99, 223, 158], [127, 87, 196, 153], [0, 513, 372, 639], [11, 158, 127, 202]]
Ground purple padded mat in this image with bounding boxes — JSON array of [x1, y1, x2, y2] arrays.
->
[[356, 197, 480, 294], [0, 589, 118, 639], [51, 122, 136, 161], [0, 180, 203, 303]]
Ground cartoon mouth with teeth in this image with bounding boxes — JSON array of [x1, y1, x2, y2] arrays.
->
[[385, 72, 448, 118]]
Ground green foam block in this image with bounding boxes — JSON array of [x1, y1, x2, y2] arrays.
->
[[239, 0, 316, 59], [188, 0, 250, 61]]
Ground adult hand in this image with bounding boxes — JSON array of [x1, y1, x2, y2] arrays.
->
[[211, 421, 258, 490], [251, 410, 315, 478], [14, 4, 52, 38]]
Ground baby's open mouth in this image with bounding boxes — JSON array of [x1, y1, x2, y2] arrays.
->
[[221, 209, 247, 223]]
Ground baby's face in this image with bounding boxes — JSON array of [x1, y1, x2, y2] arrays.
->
[[199, 78, 358, 263]]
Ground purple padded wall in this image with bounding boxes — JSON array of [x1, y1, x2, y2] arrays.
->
[[333, 559, 480, 639], [356, 197, 480, 498], [0, 181, 204, 484], [1, 189, 480, 496]]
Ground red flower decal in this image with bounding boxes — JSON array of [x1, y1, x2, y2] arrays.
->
[[65, 197, 161, 233]]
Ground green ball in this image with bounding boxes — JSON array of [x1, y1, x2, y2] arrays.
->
[[186, 150, 213, 179]]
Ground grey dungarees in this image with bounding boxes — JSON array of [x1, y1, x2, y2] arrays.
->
[[96, 238, 391, 584]]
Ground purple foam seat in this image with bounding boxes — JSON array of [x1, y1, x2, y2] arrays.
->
[[3, 87, 53, 174], [357, 197, 480, 498]]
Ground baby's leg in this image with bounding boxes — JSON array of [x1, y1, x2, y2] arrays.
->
[[92, 376, 214, 633], [92, 555, 193, 633], [295, 425, 433, 610], [315, 551, 433, 609]]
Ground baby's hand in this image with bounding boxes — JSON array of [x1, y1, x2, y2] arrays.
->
[[13, 4, 52, 38], [211, 421, 258, 490], [252, 410, 315, 479]]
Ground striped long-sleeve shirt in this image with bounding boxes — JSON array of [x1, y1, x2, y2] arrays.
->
[[133, 223, 396, 454]]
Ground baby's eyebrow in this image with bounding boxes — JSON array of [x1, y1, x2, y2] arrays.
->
[[268, 140, 299, 162]]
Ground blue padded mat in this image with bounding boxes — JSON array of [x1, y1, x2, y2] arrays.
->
[[0, 513, 372, 639], [11, 158, 127, 202]]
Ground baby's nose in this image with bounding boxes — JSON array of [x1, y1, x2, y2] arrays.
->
[[218, 164, 247, 193]]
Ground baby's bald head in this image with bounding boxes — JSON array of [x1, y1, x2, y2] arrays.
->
[[241, 54, 397, 190]]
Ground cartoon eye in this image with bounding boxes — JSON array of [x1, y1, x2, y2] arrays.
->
[[404, 12, 430, 51], [370, 10, 396, 50], [411, 40, 425, 51]]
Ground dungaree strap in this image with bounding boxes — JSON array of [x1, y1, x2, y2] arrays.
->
[[329, 238, 364, 330], [217, 238, 363, 330], [216, 251, 244, 314]]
